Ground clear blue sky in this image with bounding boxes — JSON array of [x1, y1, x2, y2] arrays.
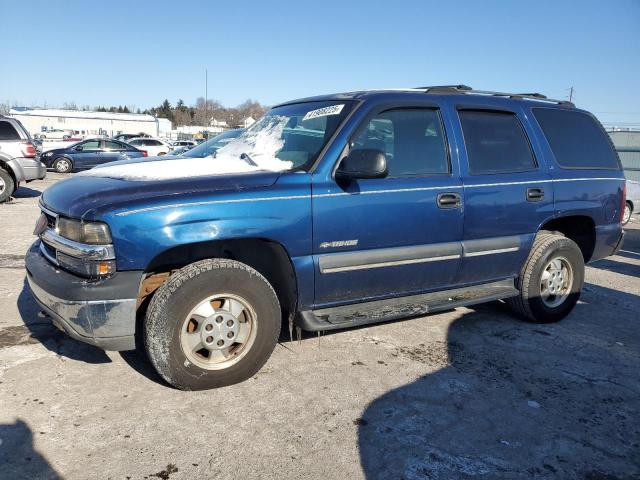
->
[[2, 0, 639, 126]]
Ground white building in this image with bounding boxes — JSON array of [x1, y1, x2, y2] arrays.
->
[[241, 116, 255, 128], [9, 108, 161, 138]]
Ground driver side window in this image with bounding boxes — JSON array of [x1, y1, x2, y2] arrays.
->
[[351, 108, 449, 177]]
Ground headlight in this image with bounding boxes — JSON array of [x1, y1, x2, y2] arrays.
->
[[42, 151, 54, 157], [56, 217, 113, 244]]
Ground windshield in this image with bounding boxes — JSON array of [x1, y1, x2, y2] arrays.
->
[[79, 100, 353, 181], [212, 100, 353, 171], [182, 129, 243, 158]]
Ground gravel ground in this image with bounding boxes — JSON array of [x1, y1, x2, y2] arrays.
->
[[0, 175, 639, 480]]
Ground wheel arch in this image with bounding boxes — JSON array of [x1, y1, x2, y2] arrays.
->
[[137, 237, 299, 322], [538, 214, 596, 262], [0, 159, 17, 186]]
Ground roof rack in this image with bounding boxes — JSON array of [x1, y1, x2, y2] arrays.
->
[[418, 85, 574, 107]]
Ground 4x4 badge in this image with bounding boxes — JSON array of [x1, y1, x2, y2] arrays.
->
[[319, 240, 358, 249]]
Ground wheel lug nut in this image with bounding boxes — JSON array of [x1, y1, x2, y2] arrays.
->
[[217, 340, 224, 346], [227, 332, 234, 338], [206, 336, 213, 343], [205, 324, 213, 331], [216, 316, 223, 323], [227, 320, 234, 327]]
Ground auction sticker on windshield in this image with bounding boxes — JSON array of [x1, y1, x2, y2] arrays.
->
[[302, 104, 344, 121]]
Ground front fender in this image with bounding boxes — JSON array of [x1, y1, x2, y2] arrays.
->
[[104, 176, 313, 271]]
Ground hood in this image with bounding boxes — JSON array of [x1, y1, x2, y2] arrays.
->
[[41, 169, 281, 219]]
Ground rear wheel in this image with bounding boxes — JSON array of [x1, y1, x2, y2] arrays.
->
[[53, 157, 72, 173], [0, 169, 15, 203], [622, 202, 632, 225], [144, 259, 281, 390], [507, 232, 584, 323]]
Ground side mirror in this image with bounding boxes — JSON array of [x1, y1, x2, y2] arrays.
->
[[336, 149, 388, 180], [74, 146, 83, 151]]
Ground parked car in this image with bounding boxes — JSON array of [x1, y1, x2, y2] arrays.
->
[[37, 128, 73, 140], [0, 116, 45, 202], [171, 140, 197, 149], [39, 138, 147, 173], [27, 86, 625, 390], [127, 137, 171, 156], [624, 179, 640, 225], [113, 133, 151, 143], [179, 129, 243, 158]]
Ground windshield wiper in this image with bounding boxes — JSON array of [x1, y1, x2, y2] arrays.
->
[[240, 152, 258, 167]]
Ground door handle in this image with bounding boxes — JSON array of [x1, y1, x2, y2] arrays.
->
[[526, 187, 545, 202], [437, 192, 462, 209]]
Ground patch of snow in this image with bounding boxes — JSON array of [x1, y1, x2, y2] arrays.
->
[[79, 115, 294, 181]]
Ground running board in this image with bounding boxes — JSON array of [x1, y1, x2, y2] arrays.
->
[[297, 279, 518, 332]]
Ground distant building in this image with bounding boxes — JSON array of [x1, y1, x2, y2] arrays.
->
[[157, 117, 172, 137], [9, 108, 160, 138], [241, 116, 255, 129], [607, 129, 640, 182]]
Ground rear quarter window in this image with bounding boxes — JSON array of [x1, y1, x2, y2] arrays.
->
[[459, 110, 536, 175], [0, 121, 21, 141], [533, 108, 620, 170]]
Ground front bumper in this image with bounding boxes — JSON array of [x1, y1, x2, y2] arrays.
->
[[25, 241, 143, 351]]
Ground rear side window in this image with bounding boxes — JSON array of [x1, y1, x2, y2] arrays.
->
[[533, 108, 620, 169], [351, 108, 449, 177], [459, 110, 536, 175], [0, 121, 20, 140], [104, 141, 124, 150]]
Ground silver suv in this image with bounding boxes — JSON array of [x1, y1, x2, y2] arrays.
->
[[0, 116, 46, 202]]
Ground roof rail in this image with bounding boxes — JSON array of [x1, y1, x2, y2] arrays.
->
[[419, 85, 574, 107]]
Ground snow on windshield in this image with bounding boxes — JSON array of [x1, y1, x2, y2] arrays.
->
[[78, 115, 293, 182]]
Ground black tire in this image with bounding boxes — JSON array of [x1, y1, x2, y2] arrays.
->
[[622, 202, 632, 225], [0, 169, 15, 203], [53, 157, 73, 173], [506, 232, 584, 323], [144, 259, 281, 390]]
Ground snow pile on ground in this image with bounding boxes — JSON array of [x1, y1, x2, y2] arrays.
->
[[79, 116, 293, 181]]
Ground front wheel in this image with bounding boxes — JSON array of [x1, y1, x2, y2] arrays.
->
[[622, 202, 632, 225], [144, 259, 281, 390], [53, 157, 72, 173], [507, 232, 584, 323]]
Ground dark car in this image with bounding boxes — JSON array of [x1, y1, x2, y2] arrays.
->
[[179, 129, 243, 158], [114, 133, 151, 143], [39, 138, 147, 173]]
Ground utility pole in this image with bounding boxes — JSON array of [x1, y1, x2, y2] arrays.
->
[[205, 68, 208, 138], [568, 86, 574, 102]]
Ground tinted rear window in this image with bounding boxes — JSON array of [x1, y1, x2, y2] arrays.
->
[[533, 108, 620, 169], [459, 110, 536, 175], [0, 121, 20, 140]]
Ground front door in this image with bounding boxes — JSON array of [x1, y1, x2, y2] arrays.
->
[[72, 139, 101, 169], [312, 106, 463, 307]]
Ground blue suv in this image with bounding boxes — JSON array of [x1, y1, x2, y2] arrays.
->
[[26, 85, 626, 390]]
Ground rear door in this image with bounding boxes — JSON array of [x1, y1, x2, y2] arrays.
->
[[454, 106, 553, 284], [101, 140, 128, 164], [312, 105, 464, 306]]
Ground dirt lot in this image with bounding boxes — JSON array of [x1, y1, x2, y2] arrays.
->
[[1, 175, 639, 480]]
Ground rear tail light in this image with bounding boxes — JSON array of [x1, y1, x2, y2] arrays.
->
[[21, 142, 37, 158], [621, 181, 627, 223], [141, 150, 148, 157]]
